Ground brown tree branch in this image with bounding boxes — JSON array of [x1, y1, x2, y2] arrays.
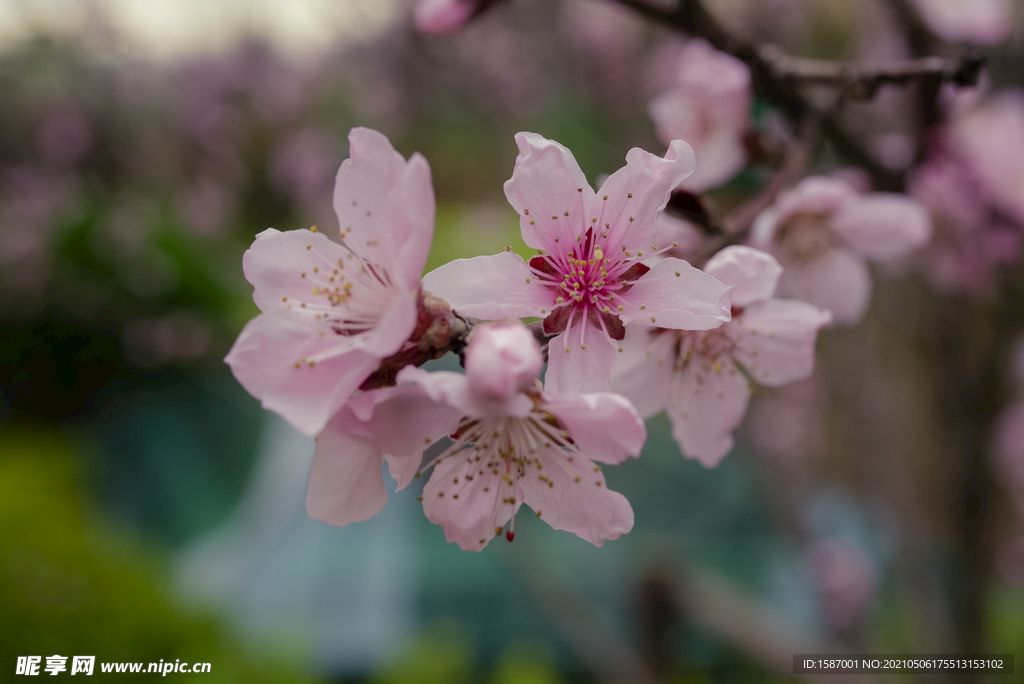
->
[[758, 45, 986, 100], [605, 0, 984, 190]]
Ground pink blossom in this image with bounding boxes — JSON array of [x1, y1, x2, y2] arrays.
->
[[647, 39, 751, 192], [611, 246, 830, 466], [307, 384, 458, 527], [750, 176, 931, 325], [306, 324, 646, 550], [454, 14, 549, 117], [560, 0, 644, 107], [423, 132, 732, 395], [650, 211, 704, 263], [951, 90, 1024, 225], [225, 127, 436, 436], [415, 0, 490, 34], [907, 141, 1020, 295], [37, 106, 92, 168], [908, 0, 1011, 45]]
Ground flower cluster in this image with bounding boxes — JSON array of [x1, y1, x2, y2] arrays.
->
[[226, 124, 920, 551]]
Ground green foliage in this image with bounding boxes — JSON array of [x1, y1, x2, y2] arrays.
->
[[0, 428, 322, 683], [370, 621, 474, 684], [490, 641, 563, 684]]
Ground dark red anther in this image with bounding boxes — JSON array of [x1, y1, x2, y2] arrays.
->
[[506, 530, 515, 542]]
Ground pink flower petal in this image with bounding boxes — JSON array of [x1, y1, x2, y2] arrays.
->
[[352, 283, 419, 354], [647, 39, 750, 192], [306, 409, 388, 527], [414, 0, 475, 34], [775, 248, 871, 326], [333, 127, 412, 268], [703, 245, 782, 307], [421, 251, 555, 320], [617, 257, 732, 330], [390, 152, 437, 283], [242, 228, 350, 313], [595, 140, 696, 254], [362, 385, 464, 487], [649, 92, 746, 192], [465, 324, 544, 402], [683, 128, 748, 192], [730, 299, 831, 387], [503, 132, 595, 251], [544, 392, 647, 465], [608, 328, 677, 419], [545, 324, 619, 394], [666, 357, 751, 466], [422, 452, 523, 551], [519, 450, 634, 547], [751, 177, 857, 249], [833, 194, 932, 262], [398, 366, 534, 418], [225, 309, 380, 435], [908, 0, 1010, 45]]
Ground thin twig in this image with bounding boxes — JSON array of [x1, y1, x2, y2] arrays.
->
[[689, 112, 817, 265], [759, 46, 986, 101], [606, 0, 984, 190]]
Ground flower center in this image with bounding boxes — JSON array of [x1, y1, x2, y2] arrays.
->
[[295, 242, 396, 335], [669, 328, 737, 371], [420, 400, 575, 542], [776, 211, 837, 263], [528, 226, 673, 340]]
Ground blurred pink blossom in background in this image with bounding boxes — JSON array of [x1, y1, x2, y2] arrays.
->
[[415, 0, 481, 34], [750, 177, 931, 325], [647, 39, 751, 192], [908, 0, 1011, 45]]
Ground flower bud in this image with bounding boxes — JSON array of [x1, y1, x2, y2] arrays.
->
[[465, 324, 542, 402]]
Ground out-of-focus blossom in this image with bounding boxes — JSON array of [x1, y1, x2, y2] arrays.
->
[[560, 0, 644, 107], [176, 175, 236, 240], [908, 0, 1011, 45], [907, 143, 1019, 294], [648, 39, 751, 192], [225, 128, 437, 436], [951, 90, 1024, 225], [414, 0, 494, 34], [611, 246, 830, 466], [269, 128, 341, 210], [750, 177, 932, 325], [0, 168, 78, 307], [807, 539, 878, 631], [650, 211, 704, 263], [249, 57, 320, 127], [37, 106, 92, 168], [454, 15, 549, 117], [424, 132, 732, 395], [307, 324, 645, 550]]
